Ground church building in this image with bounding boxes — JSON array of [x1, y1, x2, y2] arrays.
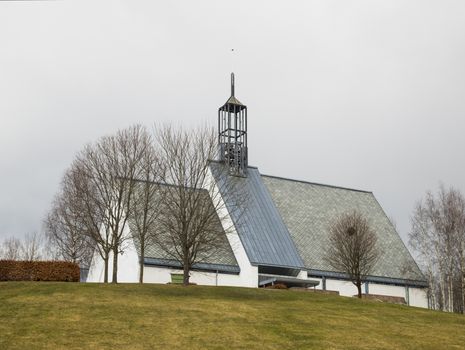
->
[[87, 74, 428, 308]]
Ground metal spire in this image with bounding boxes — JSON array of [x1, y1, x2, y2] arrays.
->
[[231, 72, 235, 97], [218, 72, 248, 177]]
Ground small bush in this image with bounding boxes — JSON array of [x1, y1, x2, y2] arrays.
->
[[0, 260, 80, 282], [266, 283, 288, 289]]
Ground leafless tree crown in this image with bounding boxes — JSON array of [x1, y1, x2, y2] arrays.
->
[[409, 184, 465, 313], [151, 124, 246, 285], [44, 187, 94, 267], [43, 123, 247, 285], [0, 237, 23, 260], [0, 233, 45, 262], [325, 210, 380, 298]]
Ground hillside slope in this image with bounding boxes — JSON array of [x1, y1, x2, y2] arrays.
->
[[0, 282, 464, 349]]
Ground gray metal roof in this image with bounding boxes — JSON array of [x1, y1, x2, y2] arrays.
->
[[261, 175, 426, 283], [144, 257, 240, 274], [126, 168, 425, 285], [219, 97, 246, 112], [127, 181, 239, 270], [210, 162, 305, 269], [307, 269, 428, 288]]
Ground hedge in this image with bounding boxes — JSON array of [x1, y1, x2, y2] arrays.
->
[[0, 260, 80, 282]]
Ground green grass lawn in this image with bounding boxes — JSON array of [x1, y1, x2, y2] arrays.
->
[[0, 282, 464, 349]]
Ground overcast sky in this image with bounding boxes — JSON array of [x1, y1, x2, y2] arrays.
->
[[1, 0, 464, 249]]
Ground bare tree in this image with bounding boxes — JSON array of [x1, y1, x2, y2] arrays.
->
[[152, 124, 245, 286], [45, 125, 155, 283], [66, 161, 112, 282], [75, 125, 151, 283], [129, 134, 163, 283], [0, 237, 23, 260], [44, 186, 93, 267], [410, 201, 441, 309], [325, 211, 380, 298], [21, 232, 43, 261], [409, 185, 465, 313]]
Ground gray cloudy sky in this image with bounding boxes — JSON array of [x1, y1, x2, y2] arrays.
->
[[1, 1, 464, 248]]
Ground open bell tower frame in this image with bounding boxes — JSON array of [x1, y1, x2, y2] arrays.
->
[[218, 73, 248, 177]]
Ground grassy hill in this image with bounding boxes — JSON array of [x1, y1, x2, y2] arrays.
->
[[0, 282, 464, 349]]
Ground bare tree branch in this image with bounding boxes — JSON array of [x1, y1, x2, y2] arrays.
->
[[409, 185, 465, 313], [325, 210, 380, 298], [152, 124, 246, 285], [0, 237, 23, 260]]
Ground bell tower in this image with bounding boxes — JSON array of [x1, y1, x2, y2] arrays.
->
[[218, 73, 248, 176]]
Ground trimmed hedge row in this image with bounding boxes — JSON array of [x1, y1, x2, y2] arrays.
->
[[0, 260, 80, 282]]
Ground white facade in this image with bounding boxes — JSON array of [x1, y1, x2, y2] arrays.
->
[[309, 276, 428, 308], [87, 226, 140, 283], [142, 265, 258, 287], [87, 219, 259, 287]]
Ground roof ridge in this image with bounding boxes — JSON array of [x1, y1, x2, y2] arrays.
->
[[260, 174, 372, 194], [208, 159, 258, 169]]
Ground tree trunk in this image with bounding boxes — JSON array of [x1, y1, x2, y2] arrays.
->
[[356, 280, 362, 299], [139, 243, 144, 284], [430, 284, 436, 310], [461, 270, 465, 314], [460, 250, 465, 314], [428, 269, 436, 310], [440, 274, 446, 311], [112, 245, 118, 284], [462, 272, 465, 314], [103, 254, 109, 283], [449, 276, 454, 312], [183, 263, 190, 286]]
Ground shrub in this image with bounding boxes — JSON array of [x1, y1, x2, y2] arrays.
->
[[0, 260, 80, 282], [266, 283, 288, 289]]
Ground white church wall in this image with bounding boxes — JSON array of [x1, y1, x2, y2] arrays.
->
[[368, 283, 428, 308], [86, 248, 106, 283], [408, 287, 428, 308], [311, 277, 323, 290], [110, 232, 140, 283], [310, 277, 360, 294], [86, 225, 140, 283], [222, 229, 258, 287], [368, 283, 405, 298], [143, 264, 258, 287], [325, 279, 359, 297], [142, 266, 172, 284], [86, 220, 258, 286], [86, 222, 110, 283], [204, 166, 259, 287], [316, 278, 428, 308]]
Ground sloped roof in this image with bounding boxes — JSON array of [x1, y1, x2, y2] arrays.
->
[[209, 162, 305, 269], [126, 168, 426, 285], [127, 181, 239, 272], [219, 96, 246, 112], [261, 175, 425, 283]]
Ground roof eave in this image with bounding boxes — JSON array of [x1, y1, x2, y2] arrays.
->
[[143, 257, 240, 275], [307, 269, 429, 288]]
